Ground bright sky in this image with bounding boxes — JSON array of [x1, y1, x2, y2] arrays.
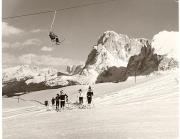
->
[[2, 0, 179, 69]]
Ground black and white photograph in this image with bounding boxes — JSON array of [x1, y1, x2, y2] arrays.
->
[[2, 0, 179, 139]]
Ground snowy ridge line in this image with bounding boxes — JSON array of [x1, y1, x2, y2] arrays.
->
[[94, 72, 178, 107], [3, 102, 88, 119], [3, 109, 46, 120], [3, 106, 36, 113], [95, 81, 177, 105], [100, 89, 177, 107], [110, 90, 178, 107], [34, 105, 79, 116], [3, 106, 44, 116], [12, 97, 44, 105], [3, 105, 44, 114], [126, 73, 175, 94], [3, 107, 47, 120], [95, 80, 177, 105], [34, 109, 55, 116]]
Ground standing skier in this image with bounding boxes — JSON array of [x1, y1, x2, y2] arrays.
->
[[86, 86, 94, 106], [59, 90, 66, 110], [44, 100, 49, 111], [51, 97, 55, 109], [55, 94, 60, 111], [78, 89, 84, 105], [44, 100, 48, 107], [51, 97, 55, 106], [65, 93, 69, 107]]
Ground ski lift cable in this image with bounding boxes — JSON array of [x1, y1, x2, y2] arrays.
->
[[2, 0, 116, 20], [50, 10, 56, 32]]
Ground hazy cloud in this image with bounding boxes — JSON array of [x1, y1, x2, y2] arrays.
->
[[2, 22, 24, 36], [3, 53, 83, 68], [2, 53, 82, 66], [3, 41, 23, 49], [3, 38, 42, 49], [12, 42, 22, 48], [18, 54, 82, 66], [30, 29, 41, 33], [22, 38, 41, 46], [41, 46, 53, 52]]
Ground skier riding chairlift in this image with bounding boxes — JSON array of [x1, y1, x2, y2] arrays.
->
[[48, 10, 62, 45], [49, 31, 60, 45]]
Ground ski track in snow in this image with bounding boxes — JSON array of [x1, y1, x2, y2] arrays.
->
[[3, 106, 36, 113], [3, 103, 94, 119], [95, 73, 178, 107], [3, 106, 47, 120]]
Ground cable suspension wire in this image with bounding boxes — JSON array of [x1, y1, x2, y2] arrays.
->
[[2, 0, 116, 20], [50, 10, 57, 31]]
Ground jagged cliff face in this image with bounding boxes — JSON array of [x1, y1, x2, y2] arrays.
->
[[96, 41, 163, 83], [81, 31, 148, 76], [126, 41, 162, 76], [66, 65, 83, 75], [96, 66, 127, 83]]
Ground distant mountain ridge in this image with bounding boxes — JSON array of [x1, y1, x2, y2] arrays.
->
[[3, 65, 58, 82]]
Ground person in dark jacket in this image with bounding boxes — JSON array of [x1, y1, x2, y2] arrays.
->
[[51, 97, 55, 110], [55, 94, 60, 111], [65, 93, 68, 103], [65, 93, 69, 107], [49, 31, 60, 45], [51, 97, 55, 106], [87, 86, 93, 105], [78, 89, 83, 105], [59, 90, 66, 110], [44, 100, 48, 107]]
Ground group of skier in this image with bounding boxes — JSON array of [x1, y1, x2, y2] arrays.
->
[[44, 86, 94, 111], [78, 86, 94, 106]]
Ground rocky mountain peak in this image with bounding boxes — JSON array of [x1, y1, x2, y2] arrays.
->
[[82, 31, 148, 76], [97, 31, 128, 45]]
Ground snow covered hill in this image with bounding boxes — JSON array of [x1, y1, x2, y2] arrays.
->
[[3, 69, 178, 139]]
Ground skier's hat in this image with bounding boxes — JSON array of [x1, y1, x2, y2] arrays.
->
[[88, 86, 92, 90], [78, 89, 82, 91]]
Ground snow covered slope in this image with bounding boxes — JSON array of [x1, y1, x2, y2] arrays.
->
[[3, 70, 178, 139]]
